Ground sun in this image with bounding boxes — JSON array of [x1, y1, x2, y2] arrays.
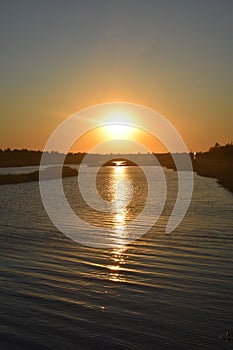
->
[[103, 124, 135, 140]]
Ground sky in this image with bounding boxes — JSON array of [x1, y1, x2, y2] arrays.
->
[[0, 0, 232, 153]]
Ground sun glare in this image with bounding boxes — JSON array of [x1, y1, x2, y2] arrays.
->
[[104, 124, 135, 140]]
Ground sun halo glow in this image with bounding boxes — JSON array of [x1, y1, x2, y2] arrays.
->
[[103, 124, 135, 140]]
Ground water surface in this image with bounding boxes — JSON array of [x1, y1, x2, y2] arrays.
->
[[0, 167, 232, 349]]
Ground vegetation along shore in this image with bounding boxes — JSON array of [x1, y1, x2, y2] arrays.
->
[[0, 143, 232, 192]]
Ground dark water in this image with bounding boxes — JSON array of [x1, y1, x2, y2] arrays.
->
[[0, 167, 232, 350]]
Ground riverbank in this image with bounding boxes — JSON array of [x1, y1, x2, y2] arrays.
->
[[162, 159, 233, 194], [193, 143, 233, 193], [193, 160, 233, 193], [0, 166, 78, 185]]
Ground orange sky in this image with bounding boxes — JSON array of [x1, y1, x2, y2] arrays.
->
[[70, 123, 167, 154], [0, 1, 232, 153]]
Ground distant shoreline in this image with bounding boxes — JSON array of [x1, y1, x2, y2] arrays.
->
[[0, 162, 232, 193], [0, 144, 232, 192]]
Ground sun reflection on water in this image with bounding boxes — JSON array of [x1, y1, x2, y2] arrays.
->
[[108, 246, 126, 282], [107, 165, 131, 282]]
